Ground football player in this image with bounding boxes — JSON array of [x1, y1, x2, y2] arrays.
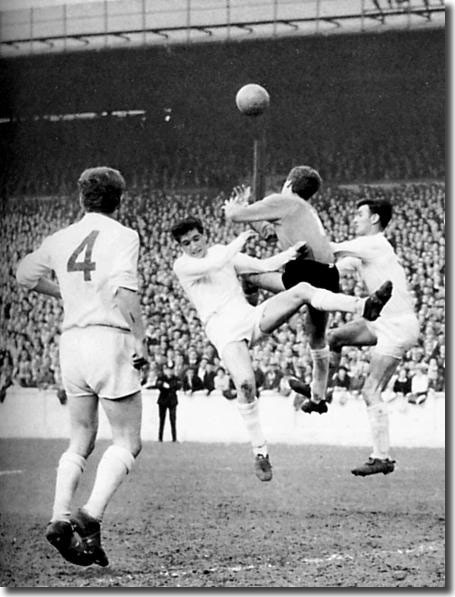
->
[[16, 167, 147, 566], [223, 165, 391, 414], [171, 216, 391, 482], [326, 197, 419, 476]]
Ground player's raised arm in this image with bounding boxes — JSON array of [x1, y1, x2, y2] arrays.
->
[[331, 236, 383, 262], [223, 193, 289, 223], [173, 230, 255, 280], [233, 242, 306, 275]]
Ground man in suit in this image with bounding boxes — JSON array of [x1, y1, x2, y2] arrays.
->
[[156, 363, 181, 442]]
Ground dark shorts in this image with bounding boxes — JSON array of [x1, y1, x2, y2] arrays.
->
[[282, 255, 340, 293]]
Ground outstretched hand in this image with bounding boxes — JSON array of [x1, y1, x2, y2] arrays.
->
[[223, 185, 252, 219], [231, 184, 252, 204], [238, 228, 257, 245]]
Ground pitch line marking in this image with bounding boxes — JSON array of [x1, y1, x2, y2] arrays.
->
[[0, 469, 23, 476]]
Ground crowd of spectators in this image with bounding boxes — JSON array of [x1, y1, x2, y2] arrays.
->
[[0, 179, 445, 404]]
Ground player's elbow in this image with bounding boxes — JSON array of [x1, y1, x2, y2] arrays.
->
[[16, 262, 34, 289], [115, 286, 138, 311]]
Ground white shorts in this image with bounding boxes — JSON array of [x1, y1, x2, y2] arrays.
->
[[205, 300, 269, 358], [366, 314, 420, 359], [60, 326, 141, 399]]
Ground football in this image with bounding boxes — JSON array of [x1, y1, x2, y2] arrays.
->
[[235, 83, 270, 116]]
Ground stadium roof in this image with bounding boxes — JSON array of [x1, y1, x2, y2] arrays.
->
[[0, 0, 444, 57]]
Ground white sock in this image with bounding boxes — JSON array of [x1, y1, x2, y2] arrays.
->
[[51, 451, 86, 522], [83, 445, 135, 522], [237, 400, 267, 456], [310, 288, 364, 316], [367, 403, 391, 459], [310, 346, 330, 402]]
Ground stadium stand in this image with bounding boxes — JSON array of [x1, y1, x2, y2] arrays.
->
[[0, 27, 445, 402], [0, 181, 445, 400]]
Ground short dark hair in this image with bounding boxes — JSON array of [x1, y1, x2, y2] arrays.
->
[[286, 165, 322, 200], [357, 198, 392, 229], [78, 167, 125, 214], [171, 217, 204, 242]]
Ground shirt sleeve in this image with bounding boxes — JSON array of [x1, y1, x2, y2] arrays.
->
[[16, 237, 53, 289], [233, 248, 295, 275], [229, 194, 291, 223], [331, 236, 382, 262], [335, 256, 362, 275], [110, 230, 139, 294], [173, 237, 246, 280]]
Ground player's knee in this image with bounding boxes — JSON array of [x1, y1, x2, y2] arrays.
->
[[130, 437, 142, 458], [86, 438, 96, 457], [69, 433, 97, 459], [308, 331, 327, 349], [291, 282, 312, 304], [327, 330, 342, 352]]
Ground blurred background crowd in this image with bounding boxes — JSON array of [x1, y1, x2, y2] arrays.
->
[[0, 26, 444, 405], [0, 179, 445, 404]]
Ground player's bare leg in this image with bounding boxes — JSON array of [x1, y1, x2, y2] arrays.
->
[[221, 341, 272, 481], [259, 281, 383, 336], [297, 307, 331, 413], [72, 391, 142, 565], [351, 354, 400, 477], [244, 272, 285, 294], [247, 275, 393, 324], [46, 394, 99, 566], [327, 318, 377, 389], [328, 321, 399, 476]]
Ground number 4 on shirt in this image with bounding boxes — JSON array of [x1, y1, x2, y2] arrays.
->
[[67, 230, 100, 281]]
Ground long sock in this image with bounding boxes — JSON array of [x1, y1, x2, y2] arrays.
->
[[310, 288, 364, 316], [237, 400, 267, 456], [310, 346, 330, 402], [367, 402, 391, 459], [83, 445, 135, 522], [51, 451, 86, 522]]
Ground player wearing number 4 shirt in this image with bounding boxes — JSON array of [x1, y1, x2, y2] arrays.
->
[[16, 167, 148, 567]]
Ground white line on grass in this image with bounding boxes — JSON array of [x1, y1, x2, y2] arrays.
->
[[0, 469, 23, 476]]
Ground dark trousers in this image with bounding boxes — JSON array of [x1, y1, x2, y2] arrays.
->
[[158, 404, 177, 441]]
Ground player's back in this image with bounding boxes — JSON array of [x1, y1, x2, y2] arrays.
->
[[45, 212, 138, 331], [268, 194, 333, 263]]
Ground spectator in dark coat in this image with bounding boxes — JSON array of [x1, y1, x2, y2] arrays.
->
[[182, 366, 204, 394], [197, 358, 216, 395], [156, 363, 181, 442]]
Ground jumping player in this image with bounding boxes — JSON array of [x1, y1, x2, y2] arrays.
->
[[223, 165, 391, 414], [16, 167, 147, 566], [171, 216, 392, 481], [326, 198, 419, 476]]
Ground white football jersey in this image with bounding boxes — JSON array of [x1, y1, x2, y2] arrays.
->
[[174, 242, 295, 325], [331, 233, 415, 319], [17, 212, 139, 331]]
